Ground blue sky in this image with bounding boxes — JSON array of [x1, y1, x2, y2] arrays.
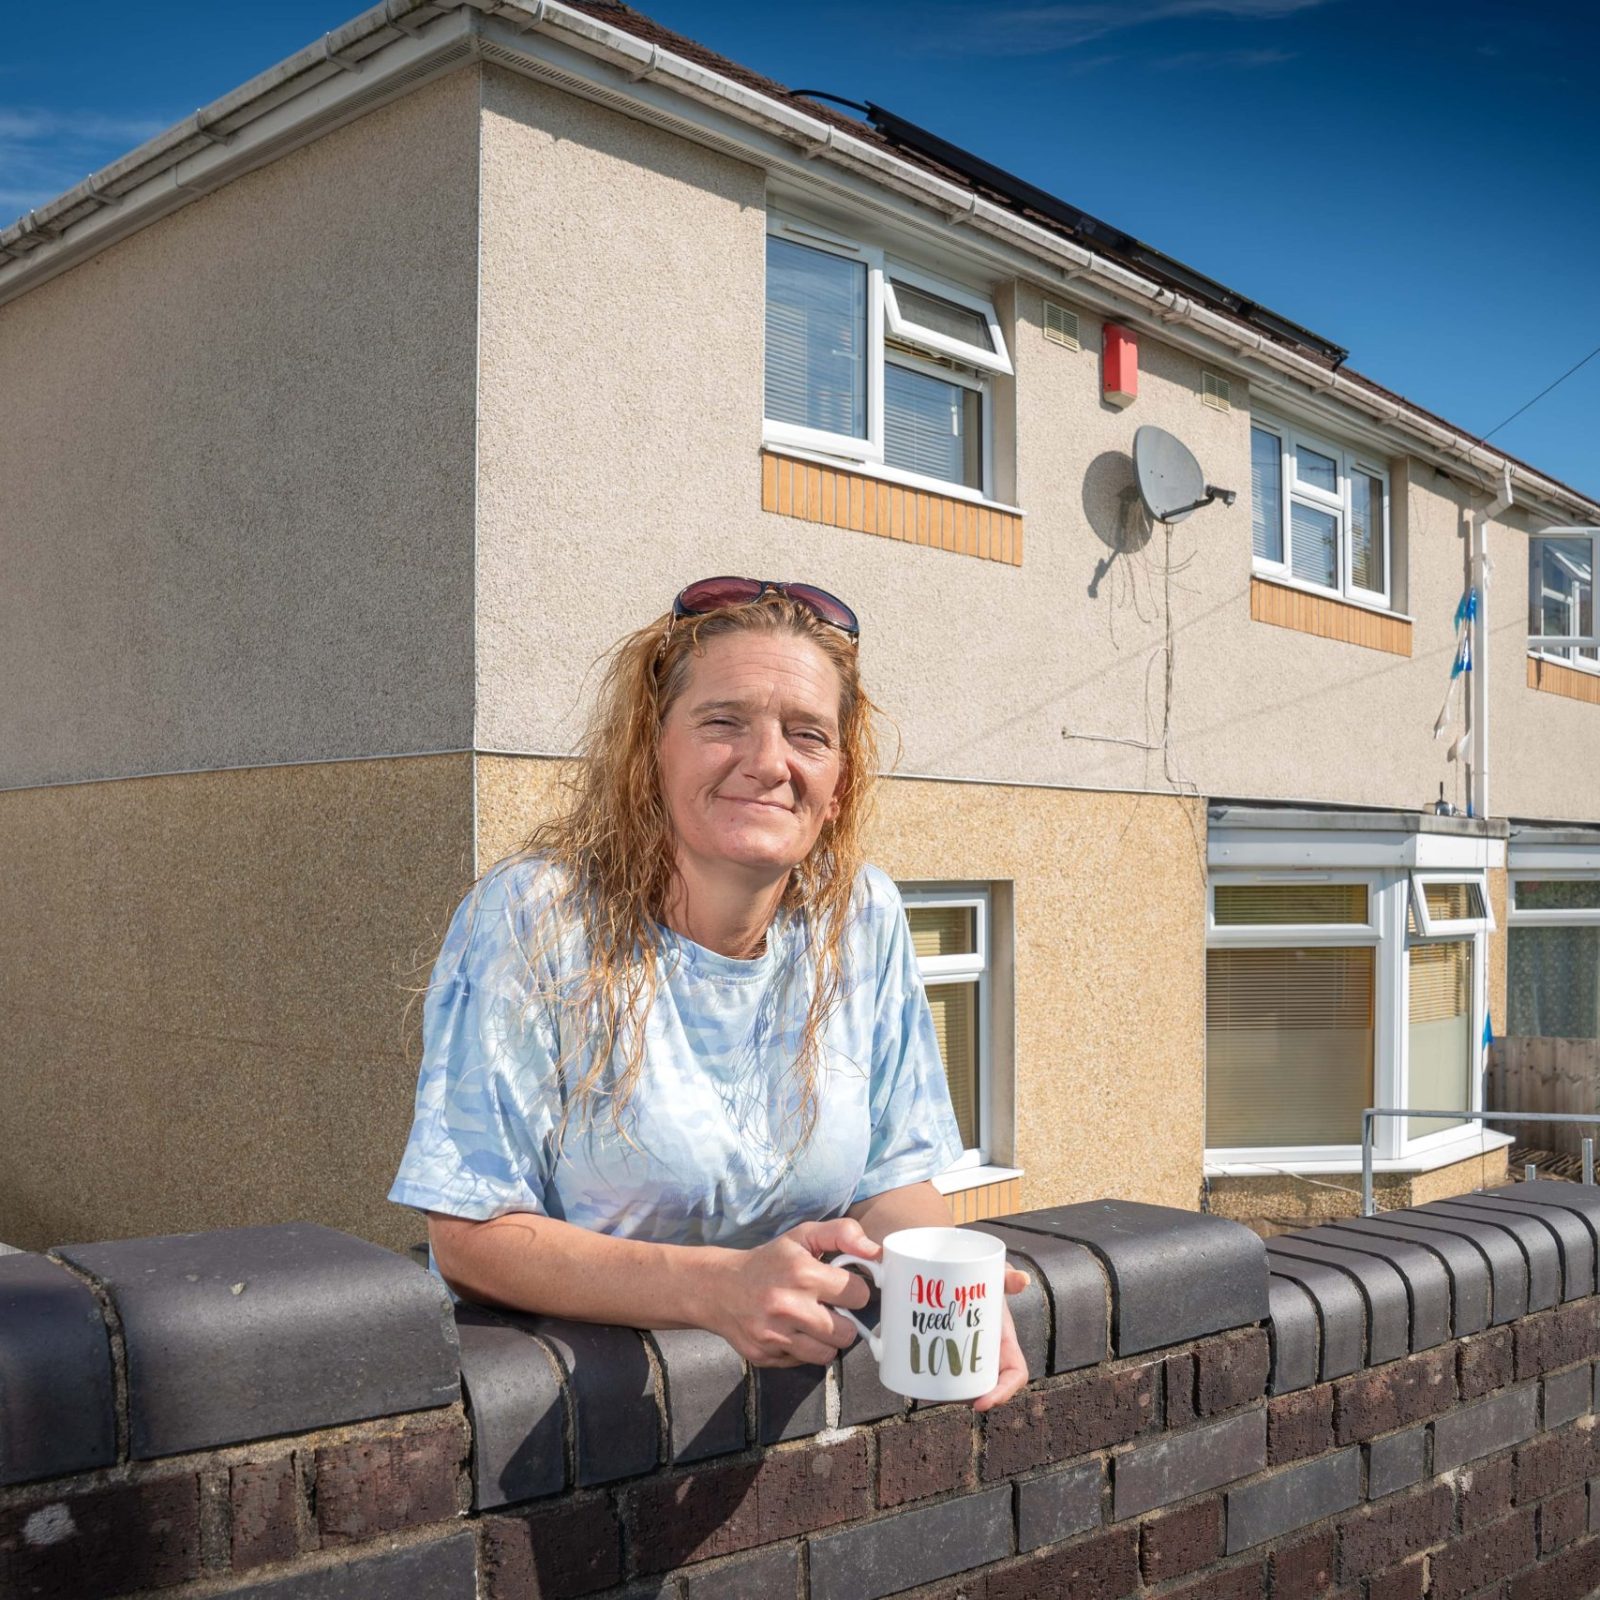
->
[[6, 0, 1598, 499]]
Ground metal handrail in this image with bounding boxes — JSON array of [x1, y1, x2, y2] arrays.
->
[[1361, 1107, 1600, 1216]]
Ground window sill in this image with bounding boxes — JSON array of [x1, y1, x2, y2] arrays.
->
[[933, 1164, 1023, 1195], [760, 448, 1024, 566], [1205, 1127, 1515, 1178], [1249, 574, 1413, 656], [1528, 653, 1600, 705]]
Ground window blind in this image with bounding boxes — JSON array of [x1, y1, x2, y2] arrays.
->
[[1214, 883, 1368, 926], [1206, 946, 1374, 1146], [884, 362, 980, 488], [1290, 502, 1339, 589], [764, 236, 867, 439], [1251, 427, 1282, 562], [1351, 471, 1385, 594], [891, 280, 994, 351], [1407, 940, 1471, 1138], [926, 980, 979, 1150], [907, 904, 977, 959], [1422, 881, 1484, 922]]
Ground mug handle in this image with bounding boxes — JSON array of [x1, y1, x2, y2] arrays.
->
[[828, 1253, 883, 1360]]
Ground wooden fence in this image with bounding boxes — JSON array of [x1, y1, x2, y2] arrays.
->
[[1487, 1035, 1600, 1156]]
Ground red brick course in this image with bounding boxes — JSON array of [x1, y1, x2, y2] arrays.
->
[[1537, 1483, 1588, 1554], [980, 1362, 1159, 1481], [1269, 1528, 1335, 1599], [1332, 1346, 1455, 1444], [480, 1494, 621, 1599], [313, 1417, 465, 1544], [1195, 1329, 1271, 1416], [878, 1408, 976, 1509], [1157, 1558, 1268, 1599], [1139, 1496, 1222, 1584], [229, 1455, 300, 1571], [1268, 1386, 1335, 1466], [1457, 1328, 1515, 1399], [1364, 1558, 1425, 1600], [1457, 1452, 1516, 1530], [1515, 1301, 1600, 1381], [1427, 1508, 1537, 1600], [1513, 1421, 1596, 1504], [1335, 1484, 1452, 1579], [1508, 1532, 1600, 1600], [984, 1524, 1139, 1600]]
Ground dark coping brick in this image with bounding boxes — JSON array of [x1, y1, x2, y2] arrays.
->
[[1267, 1386, 1335, 1466], [1306, 1227, 1451, 1352], [994, 1200, 1268, 1356], [1139, 1495, 1221, 1584], [755, 1360, 827, 1446], [218, 1531, 478, 1599], [1365, 1558, 1425, 1600], [230, 1455, 300, 1572], [1335, 1483, 1453, 1578], [1267, 1238, 1408, 1367], [1457, 1452, 1515, 1530], [1111, 1407, 1266, 1520], [878, 1406, 975, 1508], [1513, 1422, 1596, 1504], [1270, 1527, 1336, 1600], [1225, 1446, 1360, 1553], [806, 1484, 1012, 1600], [980, 1360, 1159, 1481], [680, 1541, 800, 1600], [1367, 1425, 1428, 1499], [1428, 1507, 1536, 1600], [1432, 1381, 1539, 1472], [1016, 1459, 1104, 1552], [1196, 1329, 1271, 1416], [1509, 1532, 1600, 1600], [1328, 1217, 1490, 1338], [1265, 1257, 1364, 1381], [0, 1252, 117, 1485], [481, 1493, 623, 1598], [1422, 1200, 1562, 1311], [982, 1523, 1138, 1600], [53, 1225, 460, 1459], [1539, 1483, 1588, 1554], [499, 1312, 659, 1486], [1166, 1351, 1198, 1428], [0, 1473, 202, 1597], [1488, 1180, 1600, 1256], [1543, 1362, 1593, 1429], [1381, 1208, 1528, 1326], [454, 1304, 567, 1508], [1516, 1299, 1600, 1380], [998, 1259, 1050, 1382], [646, 1327, 746, 1466], [626, 1434, 870, 1572], [964, 1221, 1109, 1372], [838, 1332, 906, 1427], [1458, 1327, 1516, 1399], [1453, 1193, 1596, 1300], [313, 1414, 466, 1544], [1266, 1276, 1320, 1396], [1332, 1345, 1455, 1444]]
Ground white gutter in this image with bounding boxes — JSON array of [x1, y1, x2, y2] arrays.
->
[[3, 0, 1596, 529]]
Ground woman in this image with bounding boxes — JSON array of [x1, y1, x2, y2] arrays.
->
[[389, 577, 1027, 1409]]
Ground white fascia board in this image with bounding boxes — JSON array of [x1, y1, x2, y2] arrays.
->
[[1210, 828, 1505, 871], [1509, 842, 1600, 872]]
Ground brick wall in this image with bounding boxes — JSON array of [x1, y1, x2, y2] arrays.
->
[[6, 1186, 1600, 1598]]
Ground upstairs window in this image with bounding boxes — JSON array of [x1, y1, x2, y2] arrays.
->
[[1528, 529, 1599, 670], [1251, 416, 1391, 608], [764, 217, 1011, 498]]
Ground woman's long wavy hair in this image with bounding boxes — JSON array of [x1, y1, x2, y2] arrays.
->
[[502, 592, 880, 1160]]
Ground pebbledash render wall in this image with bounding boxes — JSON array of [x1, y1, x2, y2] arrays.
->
[[12, 1186, 1600, 1599]]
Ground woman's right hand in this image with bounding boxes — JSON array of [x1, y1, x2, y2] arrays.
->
[[699, 1217, 879, 1367]]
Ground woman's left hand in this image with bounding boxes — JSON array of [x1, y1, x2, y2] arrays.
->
[[972, 1267, 1030, 1413]]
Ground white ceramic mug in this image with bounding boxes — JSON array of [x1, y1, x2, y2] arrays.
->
[[830, 1226, 1006, 1402]]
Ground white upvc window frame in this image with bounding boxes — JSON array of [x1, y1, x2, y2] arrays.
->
[[1251, 412, 1393, 610], [1509, 872, 1600, 926], [764, 213, 1009, 500], [901, 885, 992, 1171], [1409, 871, 1495, 939], [1527, 528, 1600, 669], [1206, 867, 1490, 1166]]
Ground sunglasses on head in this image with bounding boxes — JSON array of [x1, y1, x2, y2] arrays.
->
[[671, 576, 860, 640]]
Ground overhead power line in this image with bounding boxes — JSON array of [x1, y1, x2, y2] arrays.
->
[[1476, 340, 1600, 448]]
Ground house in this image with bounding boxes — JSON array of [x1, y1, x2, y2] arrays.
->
[[3, 0, 1598, 1253]]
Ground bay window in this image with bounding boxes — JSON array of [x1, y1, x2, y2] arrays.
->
[[764, 216, 1011, 498]]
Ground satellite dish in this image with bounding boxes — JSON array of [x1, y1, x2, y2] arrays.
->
[[1133, 426, 1236, 524]]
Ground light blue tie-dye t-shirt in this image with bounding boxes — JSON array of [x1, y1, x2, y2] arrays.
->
[[387, 857, 963, 1248]]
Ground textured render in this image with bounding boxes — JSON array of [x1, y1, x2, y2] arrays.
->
[[0, 69, 478, 789], [476, 757, 1207, 1214], [0, 754, 474, 1252], [472, 63, 1597, 818]]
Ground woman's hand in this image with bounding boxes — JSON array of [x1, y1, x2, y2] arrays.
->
[[972, 1272, 1030, 1412], [700, 1216, 880, 1367]]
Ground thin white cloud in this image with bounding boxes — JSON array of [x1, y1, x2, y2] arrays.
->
[[1148, 45, 1297, 68], [921, 0, 1334, 56], [0, 106, 174, 226]]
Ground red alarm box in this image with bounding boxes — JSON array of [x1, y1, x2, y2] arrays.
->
[[1103, 322, 1137, 408]]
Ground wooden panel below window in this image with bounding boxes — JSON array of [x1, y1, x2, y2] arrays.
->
[[761, 451, 1022, 566], [1250, 577, 1411, 655], [1528, 654, 1600, 705], [944, 1178, 1022, 1223]]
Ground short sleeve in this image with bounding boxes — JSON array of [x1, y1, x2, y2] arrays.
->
[[387, 868, 561, 1222], [851, 877, 965, 1203]]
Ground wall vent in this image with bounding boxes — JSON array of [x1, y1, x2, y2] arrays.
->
[[1043, 300, 1080, 350], [1202, 371, 1231, 412]]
